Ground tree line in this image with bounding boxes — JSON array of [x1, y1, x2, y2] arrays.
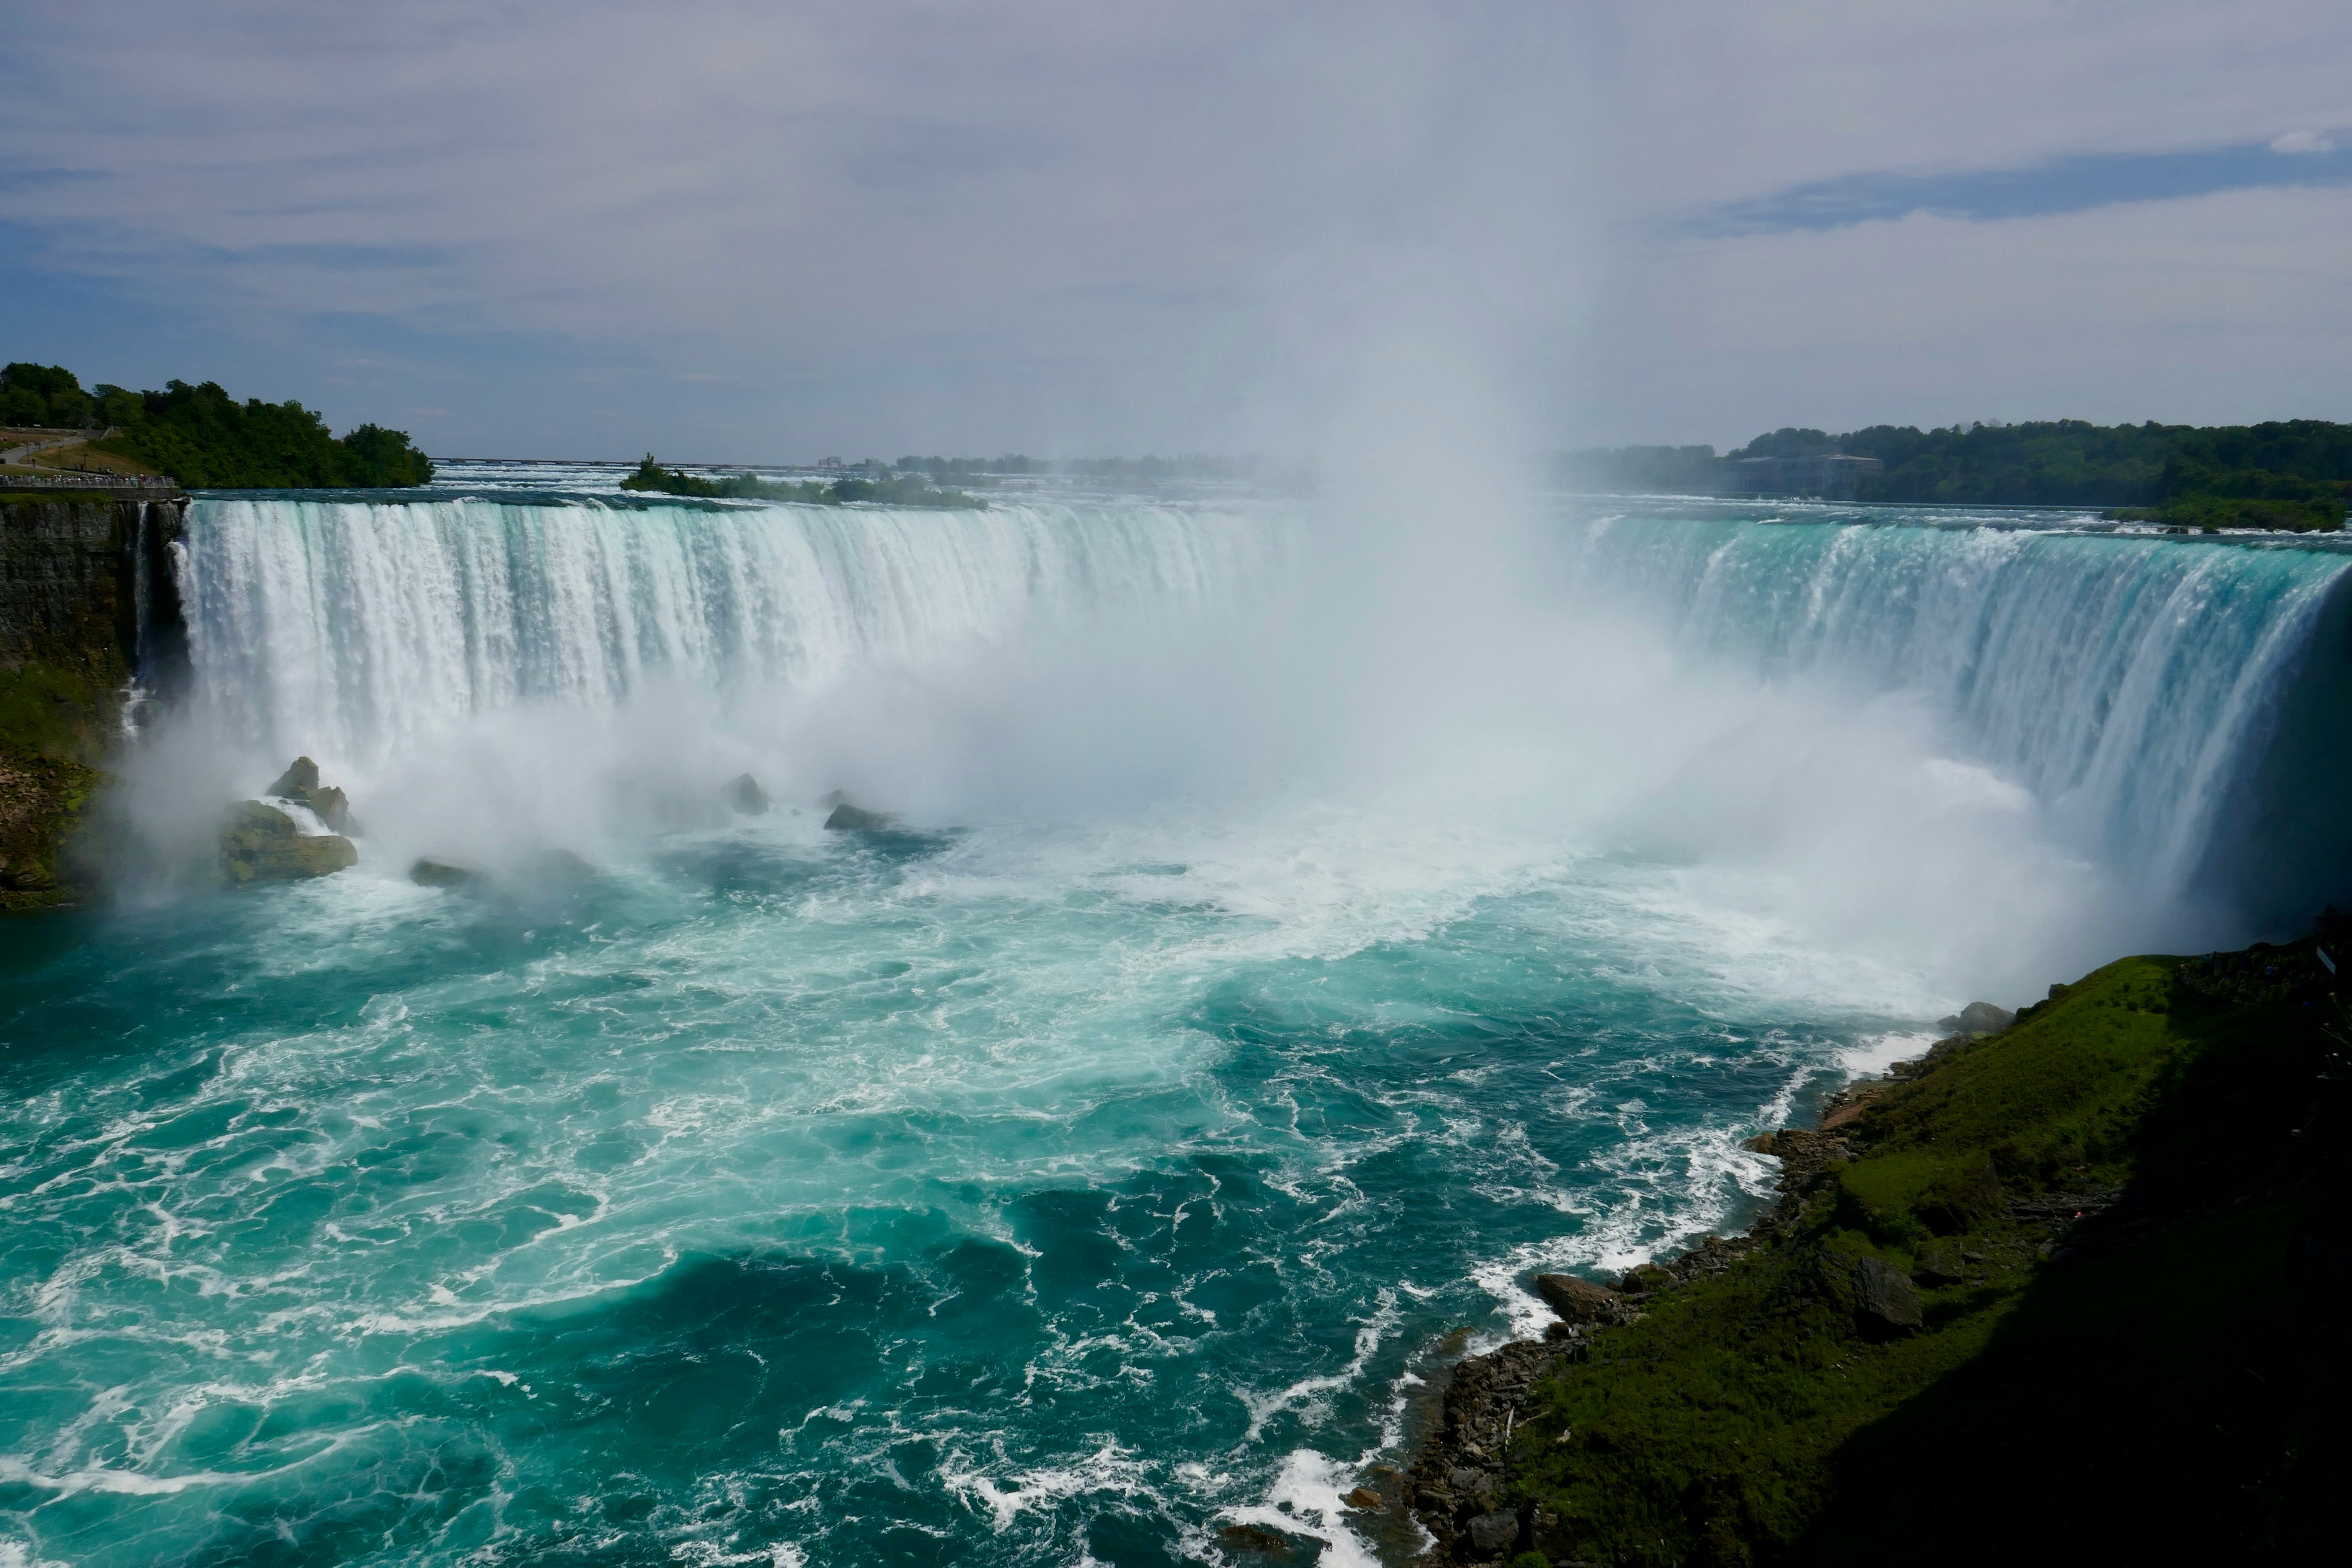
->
[[1559, 419, 2352, 530], [2, 363, 434, 487]]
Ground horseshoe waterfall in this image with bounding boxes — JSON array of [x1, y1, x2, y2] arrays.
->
[[3, 485, 2347, 1568]]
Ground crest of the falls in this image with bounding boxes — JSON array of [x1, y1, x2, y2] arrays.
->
[[177, 494, 1290, 765], [1559, 512, 2352, 921]]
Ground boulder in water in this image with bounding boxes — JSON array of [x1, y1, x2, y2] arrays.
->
[[412, 850, 592, 894], [410, 858, 487, 889], [1534, 1272, 1620, 1323], [263, 756, 360, 836], [824, 802, 895, 831], [265, 757, 319, 798], [723, 773, 771, 815], [220, 800, 357, 883], [526, 848, 596, 887]]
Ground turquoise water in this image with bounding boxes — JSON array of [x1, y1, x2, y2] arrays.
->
[[4, 485, 2348, 1565], [1, 815, 1893, 1568]]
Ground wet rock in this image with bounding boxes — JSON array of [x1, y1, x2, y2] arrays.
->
[[1449, 1467, 1487, 1494], [264, 755, 360, 835], [723, 773, 770, 815], [410, 858, 487, 889], [527, 848, 595, 886], [1535, 1273, 1620, 1322], [1466, 1509, 1520, 1557], [1344, 1487, 1383, 1510], [265, 756, 320, 798], [824, 802, 895, 831], [1214, 1522, 1292, 1555], [1853, 1254, 1923, 1337], [220, 800, 356, 883]]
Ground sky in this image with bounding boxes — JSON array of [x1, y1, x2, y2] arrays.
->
[[3, 0, 2348, 461]]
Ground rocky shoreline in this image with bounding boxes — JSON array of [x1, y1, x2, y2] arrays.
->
[[1375, 940, 2346, 1565]]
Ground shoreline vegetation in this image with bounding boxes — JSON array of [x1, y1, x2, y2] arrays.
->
[[1560, 418, 2352, 530], [1388, 925, 2349, 1565], [3, 363, 432, 488], [619, 455, 984, 508]]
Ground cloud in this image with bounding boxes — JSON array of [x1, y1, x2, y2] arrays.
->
[[1687, 139, 2352, 235], [0, 1, 2347, 456], [2273, 129, 2336, 154]]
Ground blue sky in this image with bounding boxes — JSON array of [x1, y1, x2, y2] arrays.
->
[[3, 1, 2347, 459]]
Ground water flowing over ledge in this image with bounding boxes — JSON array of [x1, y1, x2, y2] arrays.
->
[[177, 495, 1290, 764], [1568, 513, 2352, 919]]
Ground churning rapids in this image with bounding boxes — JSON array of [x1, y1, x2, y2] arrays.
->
[[5, 469, 2349, 1567]]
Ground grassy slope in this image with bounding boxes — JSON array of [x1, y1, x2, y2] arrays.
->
[[1504, 948, 2348, 1565]]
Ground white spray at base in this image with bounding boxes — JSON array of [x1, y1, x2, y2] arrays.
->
[[160, 489, 2352, 1001]]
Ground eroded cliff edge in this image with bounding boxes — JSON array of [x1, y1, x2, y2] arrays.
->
[[0, 488, 186, 907]]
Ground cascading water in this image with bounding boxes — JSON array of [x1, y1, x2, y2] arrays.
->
[[177, 495, 1287, 765], [4, 487, 2347, 1568], [1564, 507, 2352, 922]]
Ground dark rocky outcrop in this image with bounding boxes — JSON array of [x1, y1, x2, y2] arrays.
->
[[265, 755, 360, 835], [1533, 1274, 1619, 1323], [3, 489, 187, 906], [1408, 943, 2352, 1564], [411, 849, 594, 895], [1850, 1253, 1923, 1337], [723, 773, 770, 815], [220, 800, 357, 882], [824, 802, 895, 831], [0, 749, 100, 908], [1935, 999, 2015, 1035]]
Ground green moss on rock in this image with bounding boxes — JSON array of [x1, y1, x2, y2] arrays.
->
[[219, 799, 358, 883]]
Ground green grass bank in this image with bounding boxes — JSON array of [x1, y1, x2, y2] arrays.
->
[[1405, 934, 2352, 1565]]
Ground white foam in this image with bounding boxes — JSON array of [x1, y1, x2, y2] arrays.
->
[[1218, 1448, 1382, 1568]]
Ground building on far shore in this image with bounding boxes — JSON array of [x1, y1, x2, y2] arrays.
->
[[1720, 451, 1884, 500]]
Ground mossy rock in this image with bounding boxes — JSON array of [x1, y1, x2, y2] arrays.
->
[[220, 800, 357, 883], [0, 745, 101, 904]]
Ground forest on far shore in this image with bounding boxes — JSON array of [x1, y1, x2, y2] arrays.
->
[[1559, 417, 2352, 529], [2, 363, 433, 488]]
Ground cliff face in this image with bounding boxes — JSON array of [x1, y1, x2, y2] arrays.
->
[[0, 490, 186, 906]]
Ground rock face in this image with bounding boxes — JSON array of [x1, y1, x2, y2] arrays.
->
[[1936, 1000, 2016, 1035], [1534, 1273, 1620, 1323], [1619, 1262, 1674, 1295], [410, 858, 486, 889], [1407, 1338, 1565, 1559], [824, 802, 894, 831], [0, 749, 100, 906], [723, 773, 770, 815], [265, 756, 360, 835], [1465, 1510, 1520, 1557], [1851, 1253, 1923, 1337], [220, 800, 357, 883], [2, 493, 187, 907]]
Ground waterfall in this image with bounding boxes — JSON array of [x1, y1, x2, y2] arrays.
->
[[172, 494, 2352, 925], [1570, 513, 2352, 919], [176, 495, 1289, 763]]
